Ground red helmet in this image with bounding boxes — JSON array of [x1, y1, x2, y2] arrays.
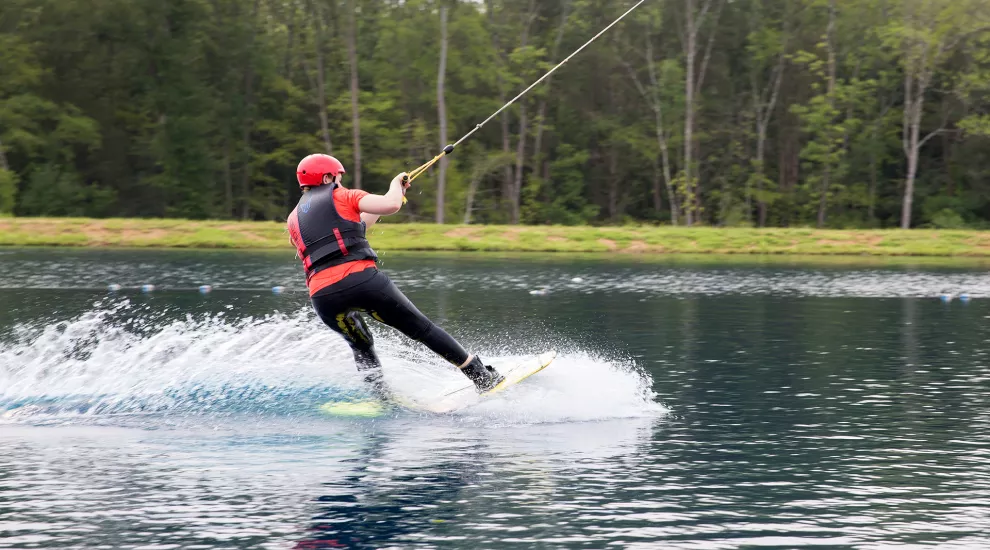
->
[[297, 154, 346, 187]]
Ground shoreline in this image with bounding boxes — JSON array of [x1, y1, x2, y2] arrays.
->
[[2, 217, 990, 258]]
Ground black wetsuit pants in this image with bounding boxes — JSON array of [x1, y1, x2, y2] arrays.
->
[[311, 268, 470, 388]]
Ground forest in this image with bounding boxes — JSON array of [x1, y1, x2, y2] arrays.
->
[[1, 0, 989, 228]]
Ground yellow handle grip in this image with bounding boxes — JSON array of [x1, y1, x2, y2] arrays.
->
[[401, 145, 456, 204]]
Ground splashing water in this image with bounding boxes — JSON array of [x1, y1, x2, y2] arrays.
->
[[0, 301, 663, 426]]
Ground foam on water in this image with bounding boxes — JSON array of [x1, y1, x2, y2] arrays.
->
[[0, 302, 664, 425]]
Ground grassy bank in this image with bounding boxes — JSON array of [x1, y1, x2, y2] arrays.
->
[[2, 217, 990, 257]]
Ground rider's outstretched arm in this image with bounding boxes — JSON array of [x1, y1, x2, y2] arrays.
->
[[360, 173, 408, 227]]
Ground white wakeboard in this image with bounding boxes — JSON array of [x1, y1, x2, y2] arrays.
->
[[402, 350, 558, 414], [319, 351, 558, 417]]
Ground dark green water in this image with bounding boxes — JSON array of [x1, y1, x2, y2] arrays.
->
[[1, 249, 989, 549]]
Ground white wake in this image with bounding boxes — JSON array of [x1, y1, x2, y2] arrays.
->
[[0, 301, 665, 425]]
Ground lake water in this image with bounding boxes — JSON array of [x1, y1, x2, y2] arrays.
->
[[1, 249, 989, 549]]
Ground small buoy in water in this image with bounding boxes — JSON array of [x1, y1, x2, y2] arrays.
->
[[272, 286, 286, 295], [198, 285, 213, 294], [940, 293, 953, 303], [571, 277, 584, 283], [107, 283, 122, 292], [529, 288, 549, 296], [960, 294, 971, 304], [141, 284, 155, 293]]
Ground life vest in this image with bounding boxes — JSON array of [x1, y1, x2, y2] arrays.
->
[[287, 184, 378, 280]]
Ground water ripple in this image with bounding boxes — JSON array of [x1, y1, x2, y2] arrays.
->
[[2, 252, 989, 548], [1, 249, 988, 297]]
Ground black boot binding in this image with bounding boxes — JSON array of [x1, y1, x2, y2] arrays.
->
[[460, 356, 505, 393], [355, 354, 393, 402]]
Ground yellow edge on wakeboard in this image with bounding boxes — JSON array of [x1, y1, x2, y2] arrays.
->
[[482, 350, 558, 397], [319, 400, 387, 418], [320, 351, 559, 416], [416, 350, 559, 413]]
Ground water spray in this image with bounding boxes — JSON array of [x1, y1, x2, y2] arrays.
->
[[402, 0, 650, 199]]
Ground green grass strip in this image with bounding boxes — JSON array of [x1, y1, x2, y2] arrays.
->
[[2, 217, 990, 257]]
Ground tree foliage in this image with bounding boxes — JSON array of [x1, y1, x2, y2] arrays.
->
[[1, 0, 989, 227]]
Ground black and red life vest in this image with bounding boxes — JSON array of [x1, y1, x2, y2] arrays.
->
[[287, 184, 378, 280]]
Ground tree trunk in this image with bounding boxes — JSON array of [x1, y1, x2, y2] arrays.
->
[[682, 0, 723, 226], [684, 0, 697, 227], [868, 135, 878, 222], [464, 174, 479, 225], [651, 89, 676, 222], [347, 0, 362, 188], [486, 0, 513, 212], [943, 129, 954, 196], [900, 3, 919, 229], [500, 113, 511, 207], [817, 166, 831, 228], [436, 5, 449, 224], [532, 99, 549, 182], [508, 0, 537, 224], [902, 98, 922, 229], [608, 144, 619, 222], [240, 0, 260, 220], [652, 157, 664, 216], [681, 0, 721, 226], [315, 56, 332, 154], [778, 108, 800, 226], [656, 117, 677, 222], [0, 136, 9, 172], [284, 3, 296, 78], [756, 128, 768, 227], [223, 139, 233, 218], [532, 97, 549, 180], [311, 1, 332, 154], [511, 105, 528, 224], [644, 36, 678, 224], [901, 59, 930, 229], [532, 1, 571, 185], [816, 0, 837, 229], [606, 72, 621, 221], [751, 19, 785, 228], [898, 0, 952, 229], [240, 80, 254, 220]]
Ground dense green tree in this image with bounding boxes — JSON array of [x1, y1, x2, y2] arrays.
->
[[0, 0, 988, 227]]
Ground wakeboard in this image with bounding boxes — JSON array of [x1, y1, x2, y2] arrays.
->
[[318, 400, 389, 418], [319, 351, 558, 417], [401, 350, 558, 414]]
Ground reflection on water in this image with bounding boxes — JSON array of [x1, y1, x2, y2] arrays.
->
[[1, 249, 990, 548], [0, 418, 659, 549], [1, 248, 988, 297]]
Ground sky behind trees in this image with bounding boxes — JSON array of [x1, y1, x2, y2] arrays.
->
[[1, 0, 989, 228]]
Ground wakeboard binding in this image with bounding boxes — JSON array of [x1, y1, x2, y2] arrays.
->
[[461, 356, 505, 393]]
